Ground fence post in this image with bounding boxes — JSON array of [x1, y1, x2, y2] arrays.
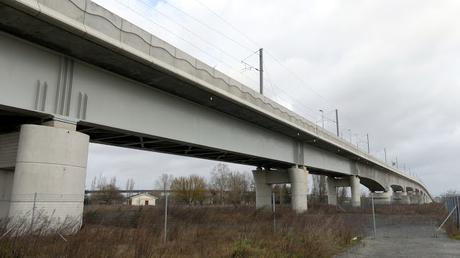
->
[[371, 194, 377, 239], [163, 192, 168, 243], [272, 192, 276, 233], [455, 196, 460, 229]]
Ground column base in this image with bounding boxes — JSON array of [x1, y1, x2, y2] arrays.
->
[[372, 191, 392, 205], [0, 169, 14, 220], [392, 192, 410, 204], [8, 124, 89, 234], [289, 167, 308, 213], [350, 176, 361, 208], [327, 176, 337, 206], [252, 169, 272, 209]]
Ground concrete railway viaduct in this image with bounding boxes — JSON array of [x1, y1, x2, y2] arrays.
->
[[0, 0, 432, 230]]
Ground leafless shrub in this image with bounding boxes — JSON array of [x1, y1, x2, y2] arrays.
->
[[0, 205, 365, 258]]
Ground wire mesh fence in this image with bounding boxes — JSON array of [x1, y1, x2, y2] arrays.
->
[[1, 193, 85, 203], [445, 196, 459, 229], [1, 193, 85, 235]]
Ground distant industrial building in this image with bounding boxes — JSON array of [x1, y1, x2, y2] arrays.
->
[[128, 193, 158, 206]]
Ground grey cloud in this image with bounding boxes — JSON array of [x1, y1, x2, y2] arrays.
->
[[89, 0, 460, 195]]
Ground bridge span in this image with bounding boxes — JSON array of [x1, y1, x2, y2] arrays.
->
[[0, 0, 431, 230]]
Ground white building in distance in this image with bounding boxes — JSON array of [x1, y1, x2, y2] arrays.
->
[[128, 193, 158, 206]]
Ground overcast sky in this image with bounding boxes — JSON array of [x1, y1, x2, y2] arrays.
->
[[88, 0, 460, 196]]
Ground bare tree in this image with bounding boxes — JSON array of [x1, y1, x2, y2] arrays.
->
[[227, 171, 251, 206], [109, 176, 117, 188], [125, 178, 135, 198], [155, 174, 174, 206], [312, 175, 327, 203], [156, 173, 174, 192], [210, 163, 230, 204], [338, 187, 348, 204], [90, 176, 97, 191], [90, 175, 123, 204], [171, 175, 206, 205]]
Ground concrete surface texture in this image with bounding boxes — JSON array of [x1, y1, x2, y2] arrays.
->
[[252, 167, 308, 212], [288, 167, 309, 212], [7, 124, 89, 232], [337, 215, 460, 258]]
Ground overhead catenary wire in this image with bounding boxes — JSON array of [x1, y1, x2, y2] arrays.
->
[[189, 0, 378, 138], [193, 0, 335, 109], [133, 0, 335, 123], [138, 0, 334, 118], [264, 74, 317, 121], [264, 65, 319, 120], [119, 0, 371, 133], [111, 0, 411, 170], [116, 0, 260, 89], [189, 0, 365, 136], [157, 0, 256, 54], [138, 0, 252, 65]]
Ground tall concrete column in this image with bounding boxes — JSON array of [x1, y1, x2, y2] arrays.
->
[[8, 124, 89, 233], [393, 191, 410, 204], [288, 166, 308, 212], [326, 176, 337, 206], [411, 192, 421, 204], [350, 175, 361, 208], [0, 132, 19, 220], [407, 191, 416, 204], [252, 169, 272, 208], [0, 169, 14, 219], [423, 194, 428, 204], [372, 190, 392, 205], [419, 193, 425, 204]]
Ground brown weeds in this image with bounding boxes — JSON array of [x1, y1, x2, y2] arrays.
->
[[0, 205, 364, 258]]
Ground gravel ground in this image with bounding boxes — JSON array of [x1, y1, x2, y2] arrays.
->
[[337, 215, 460, 258]]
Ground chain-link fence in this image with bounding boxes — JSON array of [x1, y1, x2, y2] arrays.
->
[[1, 193, 85, 236], [445, 196, 459, 229]]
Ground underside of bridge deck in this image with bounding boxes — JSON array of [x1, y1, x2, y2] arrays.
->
[[77, 123, 291, 169]]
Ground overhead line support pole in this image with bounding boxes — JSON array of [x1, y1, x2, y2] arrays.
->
[[367, 133, 370, 154], [259, 48, 263, 95], [335, 109, 339, 137]]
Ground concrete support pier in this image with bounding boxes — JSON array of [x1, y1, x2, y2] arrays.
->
[[252, 169, 273, 209], [410, 192, 422, 204], [288, 167, 308, 212], [0, 132, 18, 220], [372, 191, 392, 205], [393, 191, 410, 204], [326, 176, 338, 206], [0, 168, 14, 219], [7, 124, 89, 233], [350, 175, 361, 208], [327, 175, 361, 208], [422, 193, 429, 204], [253, 166, 308, 213]]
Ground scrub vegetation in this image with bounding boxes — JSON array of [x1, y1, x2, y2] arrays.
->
[[0, 203, 451, 258], [445, 220, 460, 240], [0, 205, 362, 258], [0, 187, 452, 258]]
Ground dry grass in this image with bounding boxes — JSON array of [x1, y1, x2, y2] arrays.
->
[[0, 205, 364, 258], [444, 219, 460, 240], [0, 203, 452, 257]]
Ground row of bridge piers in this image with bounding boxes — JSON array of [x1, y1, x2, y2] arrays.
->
[[253, 167, 430, 212], [0, 123, 430, 234]]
